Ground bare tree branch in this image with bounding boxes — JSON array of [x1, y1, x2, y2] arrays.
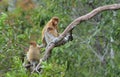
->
[[35, 4, 120, 73], [43, 4, 120, 60]]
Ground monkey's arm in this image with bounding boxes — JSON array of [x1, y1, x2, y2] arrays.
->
[[45, 31, 59, 44], [39, 32, 56, 48]]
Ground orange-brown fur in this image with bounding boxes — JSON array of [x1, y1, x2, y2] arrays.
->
[[27, 41, 40, 63], [41, 17, 59, 47]]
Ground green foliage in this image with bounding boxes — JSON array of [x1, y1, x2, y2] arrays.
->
[[0, 0, 120, 77], [5, 56, 28, 77], [0, 13, 7, 26]]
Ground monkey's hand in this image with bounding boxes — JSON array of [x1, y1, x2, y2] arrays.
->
[[47, 37, 60, 47], [52, 37, 59, 44]]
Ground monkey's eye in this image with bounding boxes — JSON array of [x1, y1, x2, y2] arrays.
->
[[53, 21, 58, 26]]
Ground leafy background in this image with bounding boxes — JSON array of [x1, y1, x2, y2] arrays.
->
[[0, 0, 120, 77]]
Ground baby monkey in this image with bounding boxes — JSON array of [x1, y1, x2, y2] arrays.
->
[[26, 41, 41, 71]]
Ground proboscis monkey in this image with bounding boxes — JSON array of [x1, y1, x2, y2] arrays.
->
[[41, 17, 59, 47], [27, 41, 40, 69]]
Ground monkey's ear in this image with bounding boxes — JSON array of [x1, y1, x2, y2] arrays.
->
[[29, 41, 37, 47]]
